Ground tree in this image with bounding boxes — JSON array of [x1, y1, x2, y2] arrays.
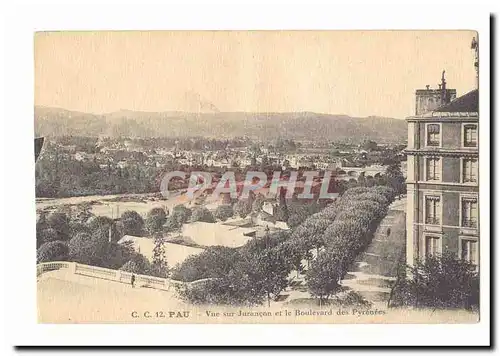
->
[[105, 242, 135, 269], [74, 202, 94, 224], [251, 193, 265, 214], [275, 190, 289, 222], [69, 222, 91, 237], [87, 216, 120, 242], [46, 211, 71, 241], [119, 210, 145, 236], [357, 173, 366, 187], [171, 246, 240, 282], [306, 250, 343, 303], [120, 253, 152, 275], [385, 163, 406, 196], [190, 206, 215, 223], [292, 216, 331, 256], [36, 227, 59, 248], [362, 140, 378, 152], [214, 204, 234, 221], [234, 198, 252, 218], [68, 231, 109, 266], [287, 202, 321, 228], [176, 266, 266, 306], [391, 252, 479, 310], [247, 231, 291, 306], [145, 207, 168, 234], [150, 233, 169, 278], [165, 206, 192, 232], [37, 241, 69, 263], [172, 205, 192, 223], [176, 242, 289, 307], [280, 238, 306, 277], [36, 211, 49, 234]]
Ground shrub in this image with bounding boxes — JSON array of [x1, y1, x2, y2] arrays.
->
[[190, 206, 215, 223], [391, 252, 479, 310], [214, 204, 234, 221], [177, 271, 265, 306], [120, 254, 152, 275]]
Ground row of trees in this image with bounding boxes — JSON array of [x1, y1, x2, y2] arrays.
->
[[171, 186, 395, 306], [36, 209, 171, 278], [36, 207, 147, 248], [35, 199, 247, 277], [305, 186, 394, 302]]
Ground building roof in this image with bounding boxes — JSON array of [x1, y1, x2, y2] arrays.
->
[[117, 234, 205, 266], [181, 222, 256, 248], [434, 89, 478, 113]]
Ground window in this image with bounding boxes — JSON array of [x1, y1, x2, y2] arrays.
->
[[462, 158, 478, 183], [425, 235, 441, 256], [461, 239, 478, 265], [426, 124, 441, 147], [464, 124, 478, 147], [461, 197, 478, 228], [425, 157, 441, 181], [425, 195, 441, 225]]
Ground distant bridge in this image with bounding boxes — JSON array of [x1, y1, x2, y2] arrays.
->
[[335, 165, 387, 180]]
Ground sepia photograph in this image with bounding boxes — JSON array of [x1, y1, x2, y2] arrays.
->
[[2, 3, 493, 347], [32, 29, 483, 325]]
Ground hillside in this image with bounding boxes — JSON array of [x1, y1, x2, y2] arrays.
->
[[34, 106, 407, 143]]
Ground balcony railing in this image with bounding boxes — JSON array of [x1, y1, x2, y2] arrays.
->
[[426, 140, 440, 147], [464, 141, 477, 148], [425, 217, 440, 225], [463, 177, 478, 183], [462, 219, 478, 228]]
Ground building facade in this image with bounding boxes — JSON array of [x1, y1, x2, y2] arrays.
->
[[405, 77, 479, 268]]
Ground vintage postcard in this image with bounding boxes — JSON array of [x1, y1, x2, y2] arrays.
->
[[33, 30, 484, 327]]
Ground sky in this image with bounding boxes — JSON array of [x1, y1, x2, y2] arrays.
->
[[34, 30, 478, 119]]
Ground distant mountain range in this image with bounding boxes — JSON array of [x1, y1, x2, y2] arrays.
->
[[34, 106, 407, 143]]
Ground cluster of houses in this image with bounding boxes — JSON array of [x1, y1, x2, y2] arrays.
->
[[45, 137, 405, 180]]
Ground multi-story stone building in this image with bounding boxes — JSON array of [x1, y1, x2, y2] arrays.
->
[[405, 73, 479, 268]]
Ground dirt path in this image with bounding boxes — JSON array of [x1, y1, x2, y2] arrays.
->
[[339, 199, 406, 307]]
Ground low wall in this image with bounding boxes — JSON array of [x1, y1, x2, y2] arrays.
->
[[37, 261, 187, 291]]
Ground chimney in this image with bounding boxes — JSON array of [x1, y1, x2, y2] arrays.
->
[[471, 36, 479, 89], [415, 72, 456, 115]]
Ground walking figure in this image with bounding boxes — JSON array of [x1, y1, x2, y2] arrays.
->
[[131, 274, 136, 288]]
